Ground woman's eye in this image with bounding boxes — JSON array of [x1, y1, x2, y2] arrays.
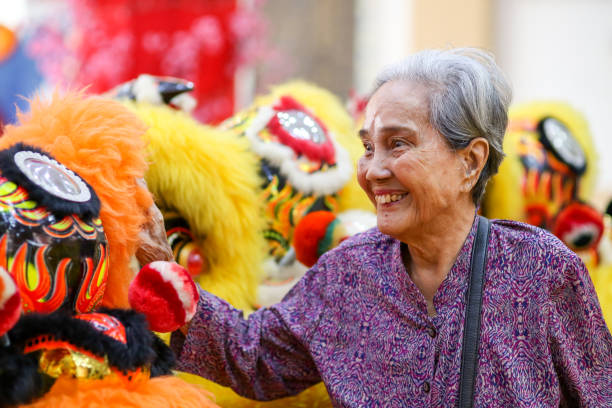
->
[[393, 140, 406, 148], [363, 142, 373, 152]]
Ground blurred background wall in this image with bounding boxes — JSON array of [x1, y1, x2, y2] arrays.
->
[[1, 0, 611, 203], [494, 0, 612, 207]]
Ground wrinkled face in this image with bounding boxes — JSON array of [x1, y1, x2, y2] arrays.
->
[[357, 80, 466, 240]]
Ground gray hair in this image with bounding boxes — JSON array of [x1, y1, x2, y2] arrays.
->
[[373, 48, 512, 204]]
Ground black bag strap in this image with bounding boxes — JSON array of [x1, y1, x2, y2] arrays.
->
[[458, 215, 491, 408]]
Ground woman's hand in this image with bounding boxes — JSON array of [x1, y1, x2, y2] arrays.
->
[[129, 261, 199, 333], [135, 179, 174, 266]]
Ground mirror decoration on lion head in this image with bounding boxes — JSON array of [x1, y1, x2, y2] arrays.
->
[[224, 95, 353, 262], [0, 143, 108, 315]]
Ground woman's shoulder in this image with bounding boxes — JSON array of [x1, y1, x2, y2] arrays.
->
[[489, 218, 584, 277], [490, 218, 570, 253]]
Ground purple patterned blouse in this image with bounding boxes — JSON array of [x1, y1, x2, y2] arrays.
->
[[172, 218, 612, 407]]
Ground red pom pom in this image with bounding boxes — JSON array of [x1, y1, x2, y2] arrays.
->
[[0, 267, 21, 336], [293, 211, 338, 267], [552, 202, 604, 251], [129, 261, 199, 333]]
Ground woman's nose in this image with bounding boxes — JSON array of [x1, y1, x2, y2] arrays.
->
[[365, 155, 392, 180]]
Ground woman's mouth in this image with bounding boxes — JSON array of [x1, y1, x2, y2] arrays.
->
[[374, 193, 407, 205]]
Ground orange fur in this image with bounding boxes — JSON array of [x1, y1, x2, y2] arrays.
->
[[19, 376, 219, 408], [0, 92, 152, 308]]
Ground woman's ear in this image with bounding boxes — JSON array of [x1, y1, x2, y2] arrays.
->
[[460, 137, 489, 191]]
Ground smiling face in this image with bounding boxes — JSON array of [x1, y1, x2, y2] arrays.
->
[[357, 80, 474, 241]]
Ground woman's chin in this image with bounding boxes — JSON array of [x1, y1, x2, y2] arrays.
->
[[376, 218, 409, 239]]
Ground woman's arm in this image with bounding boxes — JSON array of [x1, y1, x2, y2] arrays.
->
[[547, 252, 612, 407], [170, 261, 329, 401]]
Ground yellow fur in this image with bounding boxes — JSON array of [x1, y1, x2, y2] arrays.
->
[[185, 82, 368, 407], [588, 216, 612, 328], [124, 102, 266, 311], [178, 372, 331, 408], [482, 127, 525, 221], [219, 81, 369, 407], [254, 81, 373, 213], [127, 83, 369, 407], [484, 101, 597, 220], [591, 263, 612, 327]]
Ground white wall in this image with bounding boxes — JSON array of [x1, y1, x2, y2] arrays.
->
[[353, 0, 412, 94], [0, 0, 27, 29], [495, 0, 612, 203]]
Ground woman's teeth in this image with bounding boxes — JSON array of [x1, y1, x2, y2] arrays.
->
[[375, 193, 406, 204]]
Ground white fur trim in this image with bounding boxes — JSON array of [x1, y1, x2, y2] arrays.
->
[[598, 229, 612, 266], [0, 267, 17, 309], [562, 223, 601, 248], [258, 258, 307, 307], [261, 257, 308, 281], [257, 277, 301, 307], [148, 261, 193, 316], [245, 107, 353, 195], [132, 75, 163, 105], [261, 257, 280, 278], [170, 93, 197, 113]]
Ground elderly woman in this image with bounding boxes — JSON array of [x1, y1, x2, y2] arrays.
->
[[171, 48, 611, 407]]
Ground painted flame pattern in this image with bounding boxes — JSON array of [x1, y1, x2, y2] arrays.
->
[[74, 244, 108, 313], [44, 215, 102, 239], [0, 234, 107, 314], [0, 176, 51, 227], [0, 176, 107, 313], [0, 176, 103, 236], [0, 236, 68, 313]]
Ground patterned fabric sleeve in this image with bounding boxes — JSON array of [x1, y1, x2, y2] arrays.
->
[[546, 250, 612, 407], [170, 260, 329, 401]]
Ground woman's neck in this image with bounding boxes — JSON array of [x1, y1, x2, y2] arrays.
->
[[400, 201, 476, 314]]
